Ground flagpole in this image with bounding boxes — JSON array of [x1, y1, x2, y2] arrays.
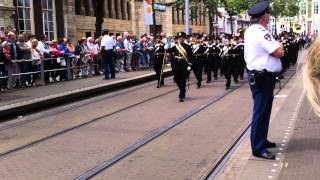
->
[[185, 0, 190, 35]]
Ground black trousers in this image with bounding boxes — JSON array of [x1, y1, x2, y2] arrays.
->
[[222, 59, 238, 87], [171, 60, 189, 99], [102, 50, 115, 79], [192, 58, 204, 85], [154, 56, 164, 86], [206, 55, 220, 81]]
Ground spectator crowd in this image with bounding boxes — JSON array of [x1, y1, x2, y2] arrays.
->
[[0, 28, 162, 92]]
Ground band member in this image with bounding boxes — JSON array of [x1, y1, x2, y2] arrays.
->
[[191, 35, 206, 88], [167, 32, 193, 102], [205, 37, 221, 83], [153, 35, 166, 88], [221, 42, 239, 89]]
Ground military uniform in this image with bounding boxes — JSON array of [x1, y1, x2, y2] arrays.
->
[[191, 39, 206, 88], [153, 38, 166, 88], [205, 38, 221, 82], [245, 1, 284, 160], [221, 44, 239, 89], [168, 32, 193, 102]]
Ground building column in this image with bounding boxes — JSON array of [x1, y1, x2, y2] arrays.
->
[[88, 0, 93, 16], [33, 0, 43, 38], [110, 0, 116, 18], [104, 0, 109, 18], [127, 1, 131, 20], [55, 0, 65, 38], [116, 0, 122, 19], [122, 0, 128, 20], [172, 7, 176, 24], [179, 9, 183, 25]]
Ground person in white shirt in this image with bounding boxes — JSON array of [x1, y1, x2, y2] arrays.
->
[[100, 30, 115, 79], [123, 33, 133, 71], [245, 1, 285, 160], [37, 34, 52, 83]]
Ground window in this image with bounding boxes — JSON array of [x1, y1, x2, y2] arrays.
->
[[301, 2, 307, 15], [42, 0, 54, 40], [314, 1, 319, 14], [17, 0, 32, 33]]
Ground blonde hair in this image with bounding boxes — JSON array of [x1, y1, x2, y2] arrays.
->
[[31, 39, 38, 48], [303, 38, 320, 116]]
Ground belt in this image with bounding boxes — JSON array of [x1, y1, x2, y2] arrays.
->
[[251, 69, 277, 76], [174, 56, 186, 60], [194, 54, 204, 57], [207, 53, 219, 55]]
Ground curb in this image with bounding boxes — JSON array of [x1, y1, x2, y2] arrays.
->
[[0, 69, 172, 119]]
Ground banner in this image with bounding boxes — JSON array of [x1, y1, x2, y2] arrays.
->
[[144, 0, 153, 25]]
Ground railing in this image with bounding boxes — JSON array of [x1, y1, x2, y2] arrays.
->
[[0, 56, 103, 89]]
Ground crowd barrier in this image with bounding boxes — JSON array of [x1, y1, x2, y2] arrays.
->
[[0, 57, 102, 89]]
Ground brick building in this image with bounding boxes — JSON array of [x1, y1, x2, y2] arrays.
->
[[0, 0, 15, 30], [1, 0, 209, 41], [67, 0, 209, 41]]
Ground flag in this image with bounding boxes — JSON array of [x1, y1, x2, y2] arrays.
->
[[144, 0, 153, 25]]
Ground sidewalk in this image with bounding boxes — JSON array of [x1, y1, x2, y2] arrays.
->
[[217, 50, 318, 180], [217, 70, 308, 180], [0, 69, 171, 118]]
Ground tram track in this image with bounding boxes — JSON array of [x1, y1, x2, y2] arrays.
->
[[0, 78, 174, 132], [0, 75, 230, 158], [73, 68, 296, 180], [0, 78, 181, 157], [74, 82, 247, 180], [0, 74, 249, 180]]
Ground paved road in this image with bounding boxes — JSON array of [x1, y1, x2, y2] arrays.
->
[[0, 72, 252, 180]]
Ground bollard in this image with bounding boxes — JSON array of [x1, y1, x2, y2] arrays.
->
[[40, 59, 45, 85], [66, 58, 72, 80], [7, 62, 13, 89]]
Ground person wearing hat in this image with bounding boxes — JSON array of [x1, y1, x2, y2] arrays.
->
[[153, 35, 166, 88], [245, 0, 285, 160], [205, 37, 221, 82], [167, 32, 193, 102], [191, 34, 206, 88]]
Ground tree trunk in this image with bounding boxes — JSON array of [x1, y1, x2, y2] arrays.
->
[[208, 13, 213, 36], [95, 0, 105, 38]]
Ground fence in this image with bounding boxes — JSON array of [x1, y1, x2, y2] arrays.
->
[[0, 56, 103, 89]]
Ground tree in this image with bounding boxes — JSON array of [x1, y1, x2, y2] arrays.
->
[[95, 0, 105, 38]]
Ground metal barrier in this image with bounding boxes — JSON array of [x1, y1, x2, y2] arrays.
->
[[0, 56, 103, 89]]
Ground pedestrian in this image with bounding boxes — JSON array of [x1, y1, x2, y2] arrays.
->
[[100, 29, 116, 79], [245, 1, 285, 160]]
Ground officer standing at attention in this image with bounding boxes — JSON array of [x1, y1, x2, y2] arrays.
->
[[245, 1, 285, 160], [167, 32, 193, 102]]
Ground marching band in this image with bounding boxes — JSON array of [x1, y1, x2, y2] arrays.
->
[[152, 31, 304, 102]]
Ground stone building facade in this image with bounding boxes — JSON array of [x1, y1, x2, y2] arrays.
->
[[65, 0, 209, 41], [0, 0, 15, 30]]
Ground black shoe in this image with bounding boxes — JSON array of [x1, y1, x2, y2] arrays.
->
[[265, 141, 277, 148], [157, 85, 160, 88], [103, 77, 109, 80], [253, 151, 275, 160], [197, 82, 201, 88], [206, 80, 211, 83], [225, 86, 230, 90], [234, 80, 239, 84], [179, 98, 184, 102]]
